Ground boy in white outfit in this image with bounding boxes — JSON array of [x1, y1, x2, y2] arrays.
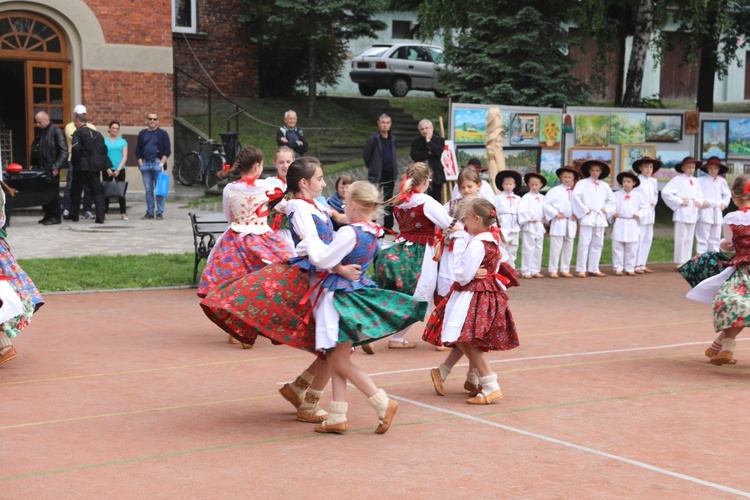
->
[[517, 172, 547, 278], [661, 157, 704, 267], [572, 160, 616, 278], [632, 156, 661, 274], [493, 170, 523, 268], [611, 171, 649, 275], [543, 166, 580, 278], [696, 156, 731, 254]]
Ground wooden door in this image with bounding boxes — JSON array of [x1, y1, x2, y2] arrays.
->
[[26, 60, 68, 144]]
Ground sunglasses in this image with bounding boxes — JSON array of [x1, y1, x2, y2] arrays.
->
[[148, 117, 158, 121]]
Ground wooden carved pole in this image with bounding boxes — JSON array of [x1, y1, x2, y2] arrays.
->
[[486, 107, 506, 194]]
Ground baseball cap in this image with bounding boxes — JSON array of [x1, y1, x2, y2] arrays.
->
[[73, 104, 87, 114]]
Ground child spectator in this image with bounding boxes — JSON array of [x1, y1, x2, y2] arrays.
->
[[543, 166, 579, 278], [632, 157, 661, 273], [327, 173, 352, 230], [662, 157, 704, 268], [696, 157, 731, 254], [517, 172, 547, 279], [611, 172, 649, 276], [493, 170, 523, 268]]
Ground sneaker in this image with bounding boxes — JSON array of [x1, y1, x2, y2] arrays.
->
[[142, 213, 154, 220], [156, 214, 163, 220], [62, 209, 71, 220], [83, 211, 94, 219]]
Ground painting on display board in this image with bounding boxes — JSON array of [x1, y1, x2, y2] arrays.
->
[[701, 120, 728, 160], [539, 114, 561, 149], [510, 114, 540, 146], [503, 147, 541, 182], [646, 114, 683, 142], [569, 147, 616, 185], [620, 144, 656, 173], [610, 112, 646, 145], [656, 149, 690, 182], [727, 159, 750, 186], [540, 151, 562, 187], [575, 115, 610, 146], [728, 118, 750, 157], [453, 108, 487, 144], [455, 146, 488, 167], [685, 111, 700, 135]]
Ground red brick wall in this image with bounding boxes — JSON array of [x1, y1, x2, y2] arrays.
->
[[81, 70, 174, 128], [83, 0, 173, 46], [172, 0, 259, 98]]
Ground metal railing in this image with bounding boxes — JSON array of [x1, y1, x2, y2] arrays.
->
[[173, 66, 244, 137]]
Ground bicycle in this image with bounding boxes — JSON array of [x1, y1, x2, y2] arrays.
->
[[177, 137, 227, 189]]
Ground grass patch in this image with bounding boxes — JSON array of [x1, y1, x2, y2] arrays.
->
[[390, 97, 450, 131], [18, 254, 200, 292]]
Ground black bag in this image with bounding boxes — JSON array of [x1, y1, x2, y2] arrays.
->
[[78, 128, 113, 171], [102, 180, 128, 199]]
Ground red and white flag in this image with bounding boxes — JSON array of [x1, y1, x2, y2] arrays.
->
[[442, 140, 458, 181]]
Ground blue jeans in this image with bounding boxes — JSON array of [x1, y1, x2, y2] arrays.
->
[[140, 161, 165, 216]]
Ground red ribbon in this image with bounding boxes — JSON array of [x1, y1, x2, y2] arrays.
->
[[300, 271, 329, 324], [592, 180, 599, 190], [270, 213, 283, 231], [487, 272, 511, 286], [566, 187, 572, 200], [265, 187, 285, 202], [433, 229, 445, 262], [689, 179, 694, 186], [489, 226, 502, 245], [744, 179, 750, 195], [239, 172, 261, 186], [624, 195, 630, 200], [507, 194, 515, 206]]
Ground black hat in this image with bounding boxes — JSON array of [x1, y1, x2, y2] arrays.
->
[[555, 165, 581, 180], [466, 157, 488, 172], [580, 159, 611, 180], [523, 172, 548, 189], [494, 170, 522, 193], [700, 156, 728, 175], [631, 156, 663, 175], [616, 171, 641, 188], [675, 156, 702, 173]]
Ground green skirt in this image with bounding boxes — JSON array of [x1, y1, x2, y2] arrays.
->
[[375, 242, 426, 296]]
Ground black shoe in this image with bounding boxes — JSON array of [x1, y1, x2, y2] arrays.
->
[[95, 219, 104, 224], [38, 218, 49, 224], [156, 214, 163, 220], [142, 213, 154, 220], [42, 218, 60, 226]]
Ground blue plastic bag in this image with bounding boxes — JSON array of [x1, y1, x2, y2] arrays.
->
[[155, 172, 170, 197]]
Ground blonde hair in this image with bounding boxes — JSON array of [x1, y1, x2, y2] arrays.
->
[[346, 181, 385, 219], [273, 145, 295, 162], [466, 197, 507, 245], [730, 174, 750, 200], [457, 166, 481, 188], [387, 162, 431, 205], [444, 195, 477, 235]]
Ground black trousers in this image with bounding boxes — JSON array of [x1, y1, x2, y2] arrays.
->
[[41, 172, 61, 221], [429, 181, 444, 204], [380, 178, 395, 229], [70, 170, 105, 222], [102, 170, 127, 215]]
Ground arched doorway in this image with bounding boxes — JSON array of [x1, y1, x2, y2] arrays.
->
[[0, 12, 69, 168]]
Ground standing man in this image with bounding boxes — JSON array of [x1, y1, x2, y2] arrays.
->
[[364, 114, 398, 229], [32, 111, 67, 226], [276, 110, 308, 158], [135, 113, 171, 220], [410, 119, 445, 203], [62, 104, 95, 219], [69, 114, 107, 224]]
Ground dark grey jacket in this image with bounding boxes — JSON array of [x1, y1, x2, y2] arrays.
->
[[363, 132, 398, 184], [35, 124, 67, 172]]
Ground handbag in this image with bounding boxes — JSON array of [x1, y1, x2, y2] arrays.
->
[[155, 172, 170, 197], [102, 180, 128, 199]]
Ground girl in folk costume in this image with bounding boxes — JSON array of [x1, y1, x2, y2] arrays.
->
[[662, 157, 704, 268], [295, 181, 427, 433], [493, 170, 523, 268], [197, 146, 292, 299], [264, 145, 294, 191], [423, 198, 519, 404], [200, 157, 361, 423], [517, 172, 547, 279], [572, 159, 617, 278], [685, 175, 750, 366], [696, 157, 731, 254], [632, 157, 661, 274], [450, 158, 496, 201], [375, 161, 452, 348], [543, 166, 580, 278], [610, 172, 650, 276], [0, 188, 43, 367]]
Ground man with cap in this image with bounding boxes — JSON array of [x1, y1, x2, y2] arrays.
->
[[410, 119, 446, 203], [451, 158, 495, 201], [62, 104, 96, 220], [696, 156, 731, 253], [632, 156, 662, 273], [572, 159, 616, 278], [661, 157, 704, 268]]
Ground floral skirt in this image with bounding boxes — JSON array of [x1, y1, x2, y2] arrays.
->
[[334, 288, 427, 347], [679, 251, 731, 288], [423, 290, 519, 352], [713, 265, 750, 331], [375, 241, 425, 296], [0, 280, 35, 339], [0, 239, 43, 311], [200, 263, 316, 352], [197, 230, 292, 298]]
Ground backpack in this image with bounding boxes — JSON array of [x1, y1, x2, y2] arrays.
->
[[78, 128, 112, 171]]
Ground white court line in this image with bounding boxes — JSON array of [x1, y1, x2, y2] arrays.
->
[[390, 395, 750, 498], [367, 338, 750, 378]]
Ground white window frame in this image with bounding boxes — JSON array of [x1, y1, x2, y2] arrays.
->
[[172, 0, 197, 34]]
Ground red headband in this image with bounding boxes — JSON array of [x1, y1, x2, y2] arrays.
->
[[744, 179, 750, 196]]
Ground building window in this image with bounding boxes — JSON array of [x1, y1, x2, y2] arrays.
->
[[172, 0, 197, 34], [392, 20, 412, 40]]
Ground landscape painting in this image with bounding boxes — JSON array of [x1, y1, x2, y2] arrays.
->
[[701, 120, 728, 160], [610, 112, 646, 144], [503, 147, 541, 181], [541, 151, 562, 187], [456, 146, 487, 167], [569, 147, 615, 184], [656, 149, 690, 182], [620, 144, 655, 173], [728, 118, 750, 156], [645, 114, 683, 142], [575, 115, 610, 146], [454, 108, 487, 144]]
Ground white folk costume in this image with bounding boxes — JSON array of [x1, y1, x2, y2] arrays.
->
[[436, 226, 472, 302], [494, 191, 521, 268], [610, 189, 649, 273], [572, 173, 616, 274], [696, 174, 731, 254], [662, 170, 704, 265], [451, 180, 495, 201], [264, 175, 295, 253], [634, 174, 658, 271], [543, 184, 576, 275], [517, 190, 545, 276]]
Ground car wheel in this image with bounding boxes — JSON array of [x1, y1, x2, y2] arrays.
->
[[389, 76, 410, 97], [358, 84, 377, 97]]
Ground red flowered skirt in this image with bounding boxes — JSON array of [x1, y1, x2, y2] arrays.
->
[[197, 230, 293, 298], [423, 290, 519, 352], [200, 263, 316, 352]]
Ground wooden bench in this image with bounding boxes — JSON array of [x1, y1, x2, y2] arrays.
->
[[189, 212, 229, 283]]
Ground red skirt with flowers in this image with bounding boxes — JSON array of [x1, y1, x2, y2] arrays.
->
[[197, 230, 293, 298], [423, 289, 519, 352], [200, 263, 316, 352]]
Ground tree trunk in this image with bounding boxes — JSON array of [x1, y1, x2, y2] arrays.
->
[[307, 10, 317, 119], [614, 32, 627, 106], [696, 3, 720, 112], [622, 0, 653, 107]]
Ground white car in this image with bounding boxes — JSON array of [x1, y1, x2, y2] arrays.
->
[[349, 43, 445, 97]]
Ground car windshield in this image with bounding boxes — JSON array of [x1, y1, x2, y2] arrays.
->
[[357, 46, 391, 58]]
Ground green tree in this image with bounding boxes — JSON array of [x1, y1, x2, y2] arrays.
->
[[243, 0, 387, 117], [434, 2, 587, 106]]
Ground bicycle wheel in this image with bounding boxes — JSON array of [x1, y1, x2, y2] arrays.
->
[[178, 153, 201, 186], [205, 155, 226, 189]]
